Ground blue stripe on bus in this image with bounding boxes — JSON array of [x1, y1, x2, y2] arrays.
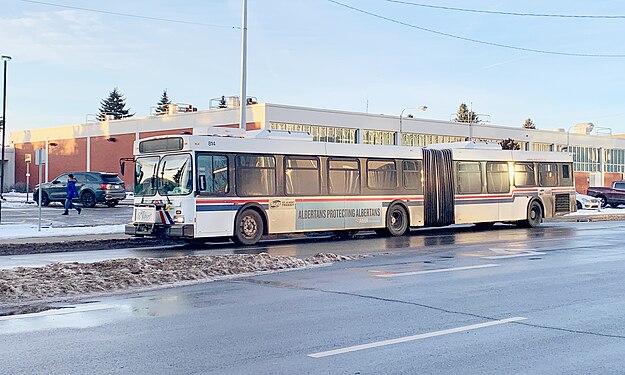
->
[[197, 205, 240, 212], [197, 204, 270, 212], [455, 193, 538, 205]]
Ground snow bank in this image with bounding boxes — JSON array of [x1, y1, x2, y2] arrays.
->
[[0, 253, 353, 306], [0, 224, 125, 240]]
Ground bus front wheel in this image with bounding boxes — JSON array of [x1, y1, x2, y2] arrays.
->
[[233, 209, 264, 246], [384, 205, 409, 236]]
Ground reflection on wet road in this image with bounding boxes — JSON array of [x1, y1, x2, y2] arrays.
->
[[0, 294, 190, 335], [1, 221, 623, 269]]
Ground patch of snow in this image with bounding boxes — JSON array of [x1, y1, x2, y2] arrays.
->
[[0, 223, 125, 240], [565, 207, 625, 216]]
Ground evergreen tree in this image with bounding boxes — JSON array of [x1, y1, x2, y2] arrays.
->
[[454, 103, 479, 123], [98, 88, 133, 121], [155, 89, 172, 115], [523, 118, 536, 129], [500, 138, 521, 150]]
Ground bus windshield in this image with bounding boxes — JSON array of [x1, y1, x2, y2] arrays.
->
[[158, 154, 193, 196], [135, 156, 159, 196]]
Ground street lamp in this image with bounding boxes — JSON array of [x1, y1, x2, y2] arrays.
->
[[398, 106, 427, 145], [0, 55, 11, 224]]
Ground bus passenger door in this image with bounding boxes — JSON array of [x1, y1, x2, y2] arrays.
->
[[422, 149, 455, 227]]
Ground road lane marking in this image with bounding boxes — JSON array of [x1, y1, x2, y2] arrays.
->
[[308, 317, 527, 358], [482, 251, 545, 259], [372, 263, 499, 278]]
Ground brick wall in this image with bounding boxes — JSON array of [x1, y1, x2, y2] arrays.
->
[[90, 134, 136, 189], [574, 172, 590, 194], [46, 138, 87, 180], [14, 142, 45, 189], [604, 172, 624, 188]]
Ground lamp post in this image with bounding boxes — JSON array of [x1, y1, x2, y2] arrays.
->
[[398, 106, 427, 145], [0, 55, 10, 224]]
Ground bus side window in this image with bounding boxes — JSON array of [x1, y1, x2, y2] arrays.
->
[[402, 160, 423, 193], [456, 161, 482, 194], [197, 154, 229, 194], [486, 162, 510, 193], [367, 159, 398, 190], [328, 158, 360, 195], [236, 155, 276, 196], [560, 163, 573, 186], [538, 163, 558, 187], [514, 163, 536, 187], [285, 156, 320, 195]]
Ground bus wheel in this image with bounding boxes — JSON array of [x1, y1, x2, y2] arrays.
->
[[233, 209, 263, 246], [522, 201, 543, 228], [385, 205, 409, 236]]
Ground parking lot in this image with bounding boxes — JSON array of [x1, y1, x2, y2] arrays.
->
[[2, 199, 133, 228]]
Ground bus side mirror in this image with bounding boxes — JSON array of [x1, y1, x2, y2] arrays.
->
[[199, 175, 207, 191], [120, 161, 125, 176]]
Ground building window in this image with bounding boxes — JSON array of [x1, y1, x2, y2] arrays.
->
[[532, 143, 553, 152], [571, 146, 600, 172], [401, 133, 464, 147], [363, 130, 396, 145], [270, 122, 356, 144], [604, 149, 625, 173]]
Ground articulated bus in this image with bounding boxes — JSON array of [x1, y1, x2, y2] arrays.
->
[[123, 128, 576, 245]]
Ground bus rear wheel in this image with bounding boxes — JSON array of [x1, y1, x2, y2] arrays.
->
[[383, 205, 409, 236], [520, 201, 543, 228], [233, 209, 264, 246]]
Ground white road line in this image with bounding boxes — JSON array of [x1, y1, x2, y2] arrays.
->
[[308, 317, 527, 358], [373, 263, 499, 278], [482, 251, 545, 260]]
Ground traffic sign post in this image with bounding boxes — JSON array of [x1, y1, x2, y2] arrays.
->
[[35, 148, 45, 231], [25, 153, 31, 202]]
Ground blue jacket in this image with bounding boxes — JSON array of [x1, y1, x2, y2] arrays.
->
[[66, 179, 79, 199]]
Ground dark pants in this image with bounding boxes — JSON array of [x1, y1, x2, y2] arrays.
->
[[64, 198, 79, 212]]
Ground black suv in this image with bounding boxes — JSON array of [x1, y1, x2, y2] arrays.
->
[[34, 172, 126, 208]]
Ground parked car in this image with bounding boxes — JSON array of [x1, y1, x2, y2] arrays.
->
[[587, 181, 625, 208], [33, 172, 126, 208], [576, 192, 600, 210]]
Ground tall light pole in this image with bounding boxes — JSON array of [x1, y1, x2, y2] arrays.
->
[[398, 105, 427, 145], [239, 0, 248, 130], [0, 55, 11, 224]]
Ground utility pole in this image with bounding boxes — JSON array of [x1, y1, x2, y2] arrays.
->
[[239, 0, 248, 130]]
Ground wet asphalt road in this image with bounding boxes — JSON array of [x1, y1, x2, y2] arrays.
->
[[3, 221, 625, 374]]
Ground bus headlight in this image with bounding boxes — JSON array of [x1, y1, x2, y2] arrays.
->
[[174, 215, 185, 223]]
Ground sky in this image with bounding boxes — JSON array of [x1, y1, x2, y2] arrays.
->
[[2, 0, 625, 135]]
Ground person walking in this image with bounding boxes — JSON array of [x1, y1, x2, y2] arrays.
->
[[62, 174, 82, 215]]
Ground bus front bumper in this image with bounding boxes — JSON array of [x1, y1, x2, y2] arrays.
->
[[125, 223, 194, 238]]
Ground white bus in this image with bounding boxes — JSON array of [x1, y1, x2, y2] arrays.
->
[[123, 128, 575, 245]]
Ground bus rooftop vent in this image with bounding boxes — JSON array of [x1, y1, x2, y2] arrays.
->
[[193, 127, 246, 137], [427, 141, 502, 150], [253, 129, 313, 141]]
